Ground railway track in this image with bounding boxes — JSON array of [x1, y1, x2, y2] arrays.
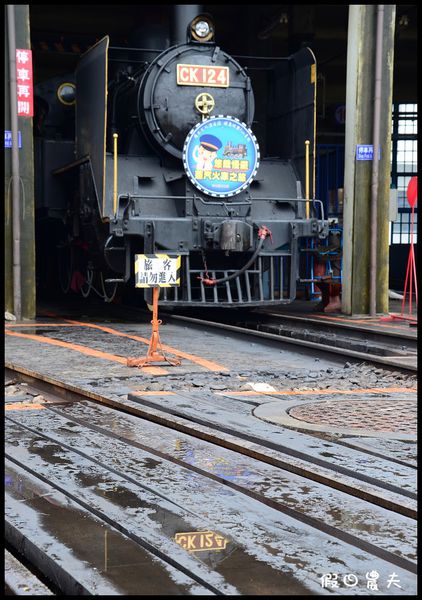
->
[[163, 308, 417, 372], [5, 364, 417, 595]]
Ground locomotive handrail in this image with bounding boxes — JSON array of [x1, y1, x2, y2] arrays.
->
[[248, 196, 326, 220], [121, 193, 253, 204], [52, 155, 90, 175], [231, 55, 290, 61], [120, 192, 325, 222], [121, 192, 323, 207], [109, 46, 163, 53]]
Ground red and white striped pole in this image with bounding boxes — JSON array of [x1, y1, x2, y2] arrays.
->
[[381, 176, 417, 324], [402, 176, 418, 319]]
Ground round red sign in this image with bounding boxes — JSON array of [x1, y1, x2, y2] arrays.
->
[[406, 176, 417, 207]]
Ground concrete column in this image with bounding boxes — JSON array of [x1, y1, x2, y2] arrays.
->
[[342, 5, 396, 316], [376, 5, 396, 315], [4, 4, 35, 320]]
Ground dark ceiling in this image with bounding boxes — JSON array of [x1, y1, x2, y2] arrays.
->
[[28, 4, 417, 124]]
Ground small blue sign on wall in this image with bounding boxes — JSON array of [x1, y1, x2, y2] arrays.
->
[[356, 144, 381, 160], [183, 116, 260, 198], [5, 130, 22, 148]]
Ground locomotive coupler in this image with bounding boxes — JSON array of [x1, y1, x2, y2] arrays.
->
[[219, 220, 252, 251]]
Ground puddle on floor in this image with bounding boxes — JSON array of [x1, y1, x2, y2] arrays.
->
[[5, 463, 206, 595]]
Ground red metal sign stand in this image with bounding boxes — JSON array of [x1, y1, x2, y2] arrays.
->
[[127, 287, 181, 367], [380, 176, 417, 326]]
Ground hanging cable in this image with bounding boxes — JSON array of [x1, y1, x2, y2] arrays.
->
[[199, 225, 272, 286]]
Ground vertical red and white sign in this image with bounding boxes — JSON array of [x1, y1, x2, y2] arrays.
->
[[16, 49, 33, 117]]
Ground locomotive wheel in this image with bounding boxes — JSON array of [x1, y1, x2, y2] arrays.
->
[[80, 266, 94, 298], [100, 272, 118, 303]]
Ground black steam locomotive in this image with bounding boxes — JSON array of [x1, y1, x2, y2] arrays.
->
[[34, 11, 328, 307]]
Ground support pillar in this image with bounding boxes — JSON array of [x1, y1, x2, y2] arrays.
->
[[342, 5, 396, 316], [5, 4, 35, 320]]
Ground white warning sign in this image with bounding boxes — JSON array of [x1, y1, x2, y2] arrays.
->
[[134, 254, 180, 288]]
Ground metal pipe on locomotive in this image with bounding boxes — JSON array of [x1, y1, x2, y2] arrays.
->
[[34, 8, 328, 307]]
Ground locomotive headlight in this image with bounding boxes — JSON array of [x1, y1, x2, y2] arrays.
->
[[190, 15, 214, 42], [195, 20, 210, 37], [57, 82, 76, 106]]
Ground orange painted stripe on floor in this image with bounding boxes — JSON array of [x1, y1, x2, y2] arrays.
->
[[131, 391, 176, 396], [217, 387, 417, 396], [5, 403, 46, 410], [63, 319, 229, 372], [5, 330, 167, 375], [33, 311, 226, 371], [6, 323, 83, 328]]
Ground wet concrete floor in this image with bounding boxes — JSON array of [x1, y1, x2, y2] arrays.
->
[[5, 404, 417, 595], [5, 308, 418, 595]]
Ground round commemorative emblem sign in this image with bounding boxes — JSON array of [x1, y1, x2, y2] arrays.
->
[[183, 115, 260, 197]]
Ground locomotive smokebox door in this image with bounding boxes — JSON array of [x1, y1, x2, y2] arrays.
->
[[220, 221, 252, 252], [138, 45, 254, 158]]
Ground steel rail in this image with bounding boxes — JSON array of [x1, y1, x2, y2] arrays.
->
[[259, 310, 416, 342], [5, 364, 417, 521], [6, 414, 417, 576], [163, 313, 417, 372]]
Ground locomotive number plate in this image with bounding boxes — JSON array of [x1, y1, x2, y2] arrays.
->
[[177, 64, 229, 87]]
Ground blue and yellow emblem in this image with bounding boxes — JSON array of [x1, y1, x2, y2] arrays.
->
[[183, 116, 260, 198]]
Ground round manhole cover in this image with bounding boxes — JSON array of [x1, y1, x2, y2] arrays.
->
[[289, 399, 416, 434]]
